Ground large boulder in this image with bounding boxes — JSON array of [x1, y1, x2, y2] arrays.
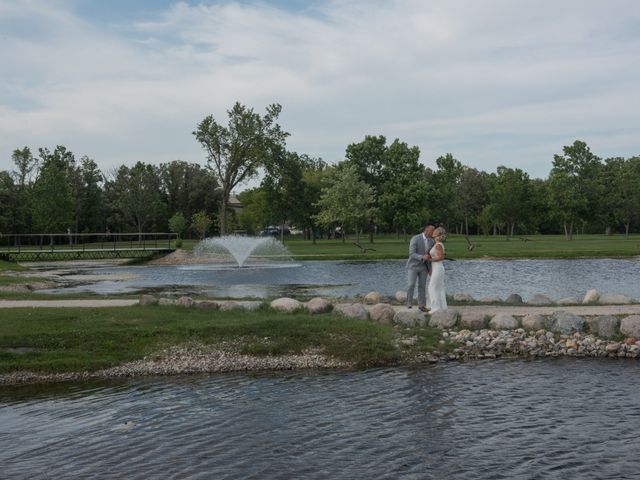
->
[[395, 291, 408, 304], [176, 296, 194, 308], [364, 291, 383, 305], [270, 297, 303, 313], [306, 297, 333, 314], [620, 315, 640, 338], [598, 294, 635, 305], [504, 294, 524, 305], [139, 295, 158, 306], [369, 303, 397, 324], [428, 310, 458, 329], [219, 301, 243, 311], [522, 313, 545, 331], [558, 297, 579, 306], [195, 300, 219, 310], [546, 311, 585, 334], [489, 313, 518, 330], [333, 303, 369, 321], [527, 294, 553, 305], [587, 315, 620, 339], [479, 296, 502, 303], [459, 312, 487, 330], [452, 293, 475, 303], [393, 309, 427, 327], [582, 289, 600, 304]]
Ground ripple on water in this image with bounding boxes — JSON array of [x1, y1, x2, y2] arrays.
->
[[1, 359, 640, 479]]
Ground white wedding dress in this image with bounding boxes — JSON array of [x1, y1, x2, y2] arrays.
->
[[428, 242, 447, 312]]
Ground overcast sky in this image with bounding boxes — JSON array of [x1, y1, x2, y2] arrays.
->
[[1, 0, 639, 180]]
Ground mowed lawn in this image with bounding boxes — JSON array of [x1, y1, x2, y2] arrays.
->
[[178, 234, 640, 260]]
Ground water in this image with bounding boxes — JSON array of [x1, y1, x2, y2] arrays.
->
[[45, 258, 640, 301], [2, 359, 639, 479]]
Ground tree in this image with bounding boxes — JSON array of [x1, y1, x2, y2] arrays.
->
[[168, 212, 188, 238], [456, 167, 491, 235], [31, 146, 75, 233], [344, 135, 387, 242], [193, 102, 289, 235], [489, 166, 532, 237], [105, 162, 165, 237], [548, 140, 601, 239], [192, 211, 213, 239], [378, 139, 427, 236], [428, 153, 464, 229], [10, 146, 37, 233], [314, 165, 375, 243], [159, 160, 220, 227]]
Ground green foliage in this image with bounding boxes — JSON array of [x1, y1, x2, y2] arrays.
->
[[191, 211, 213, 239], [168, 212, 187, 238], [193, 102, 289, 235]]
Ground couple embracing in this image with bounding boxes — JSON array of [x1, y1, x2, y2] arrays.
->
[[406, 224, 448, 313]]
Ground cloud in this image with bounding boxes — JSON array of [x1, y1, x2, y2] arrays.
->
[[1, 0, 639, 179]]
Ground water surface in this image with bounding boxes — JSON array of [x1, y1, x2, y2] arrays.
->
[[1, 359, 639, 479]]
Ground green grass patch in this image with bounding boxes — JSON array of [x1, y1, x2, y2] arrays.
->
[[0, 260, 25, 272], [0, 275, 48, 285], [0, 306, 445, 374]]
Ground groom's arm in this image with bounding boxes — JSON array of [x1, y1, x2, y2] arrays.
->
[[409, 236, 423, 262]]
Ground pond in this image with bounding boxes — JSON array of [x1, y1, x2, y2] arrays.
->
[[2, 359, 639, 479], [42, 258, 640, 301]]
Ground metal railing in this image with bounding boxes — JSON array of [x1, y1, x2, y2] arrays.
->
[[0, 233, 178, 253]]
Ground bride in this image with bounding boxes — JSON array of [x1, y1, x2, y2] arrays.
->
[[428, 227, 447, 313]]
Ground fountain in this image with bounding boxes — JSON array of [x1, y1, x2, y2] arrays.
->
[[193, 235, 294, 267]]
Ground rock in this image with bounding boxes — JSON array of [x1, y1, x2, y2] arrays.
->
[[620, 315, 640, 338], [522, 314, 545, 331], [598, 294, 635, 305], [176, 296, 194, 308], [504, 294, 524, 304], [195, 300, 219, 310], [218, 301, 243, 311], [453, 293, 475, 302], [527, 294, 553, 305], [587, 315, 620, 339], [139, 295, 158, 306], [428, 310, 458, 329], [558, 297, 579, 306], [489, 313, 518, 330], [333, 303, 369, 321], [158, 298, 175, 306], [393, 309, 426, 327], [582, 289, 599, 304], [364, 291, 383, 304], [270, 297, 303, 313], [479, 296, 502, 303], [369, 303, 397, 324], [306, 297, 333, 314], [459, 312, 486, 330], [624, 337, 637, 345], [395, 291, 407, 303], [546, 311, 585, 334]]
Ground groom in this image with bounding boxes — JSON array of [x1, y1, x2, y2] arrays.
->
[[406, 224, 435, 312]]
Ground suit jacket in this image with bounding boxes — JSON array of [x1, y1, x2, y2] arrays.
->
[[406, 233, 434, 272]]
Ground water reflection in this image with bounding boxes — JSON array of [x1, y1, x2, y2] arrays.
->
[[2, 359, 640, 479]]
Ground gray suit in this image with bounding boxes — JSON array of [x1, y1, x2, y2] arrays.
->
[[406, 233, 434, 307]]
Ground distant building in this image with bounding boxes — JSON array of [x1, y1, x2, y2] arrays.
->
[[228, 194, 243, 213]]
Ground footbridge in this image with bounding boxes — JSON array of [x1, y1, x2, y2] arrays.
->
[[0, 233, 177, 262]]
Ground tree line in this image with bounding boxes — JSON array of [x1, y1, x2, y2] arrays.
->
[[1, 102, 639, 241]]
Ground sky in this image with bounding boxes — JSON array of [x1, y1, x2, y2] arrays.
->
[[1, 0, 639, 181]]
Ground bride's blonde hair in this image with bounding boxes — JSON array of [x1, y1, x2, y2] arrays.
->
[[434, 227, 447, 241]]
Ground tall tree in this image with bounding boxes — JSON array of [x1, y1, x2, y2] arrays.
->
[[31, 146, 75, 233], [490, 166, 532, 237], [379, 139, 427, 236], [548, 140, 601, 239], [193, 102, 289, 235], [314, 165, 375, 243], [428, 153, 464, 229]]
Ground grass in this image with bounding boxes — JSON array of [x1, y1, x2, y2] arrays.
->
[[175, 233, 640, 260], [0, 260, 26, 272], [0, 305, 446, 375]]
